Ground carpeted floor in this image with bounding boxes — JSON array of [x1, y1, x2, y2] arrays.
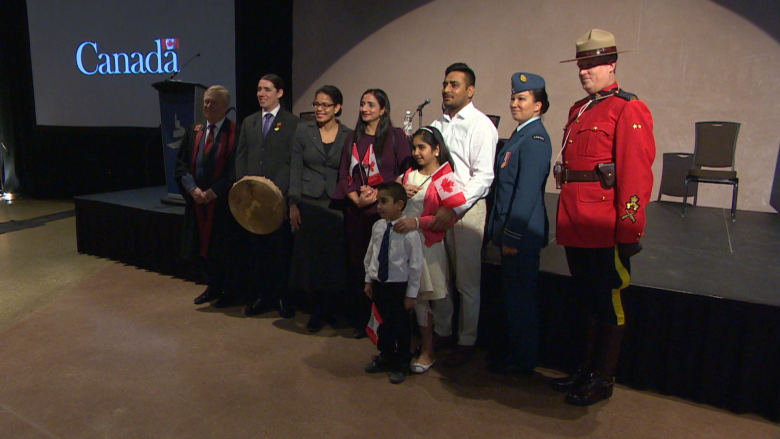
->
[[0, 261, 777, 438]]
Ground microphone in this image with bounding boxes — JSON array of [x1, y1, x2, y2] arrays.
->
[[416, 98, 431, 112], [170, 53, 201, 80]]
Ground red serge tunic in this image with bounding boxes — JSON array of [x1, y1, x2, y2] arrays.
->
[[556, 83, 656, 248]]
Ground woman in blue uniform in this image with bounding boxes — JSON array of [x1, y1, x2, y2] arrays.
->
[[486, 72, 552, 375]]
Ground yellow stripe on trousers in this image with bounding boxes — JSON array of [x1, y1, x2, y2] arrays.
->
[[612, 246, 631, 326]]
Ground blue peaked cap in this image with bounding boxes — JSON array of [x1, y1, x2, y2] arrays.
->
[[511, 72, 545, 94]]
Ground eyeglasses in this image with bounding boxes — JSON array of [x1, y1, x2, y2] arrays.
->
[[312, 101, 336, 110]]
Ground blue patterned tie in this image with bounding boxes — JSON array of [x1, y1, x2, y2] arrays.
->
[[378, 222, 391, 282], [262, 113, 273, 138]]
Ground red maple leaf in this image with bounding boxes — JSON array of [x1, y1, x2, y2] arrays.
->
[[368, 161, 376, 173], [441, 178, 454, 193]]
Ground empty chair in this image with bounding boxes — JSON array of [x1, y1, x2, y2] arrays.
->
[[299, 111, 316, 122], [682, 121, 740, 221], [658, 152, 698, 203], [486, 114, 500, 129]]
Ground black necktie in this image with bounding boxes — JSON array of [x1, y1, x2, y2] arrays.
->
[[378, 222, 391, 282]]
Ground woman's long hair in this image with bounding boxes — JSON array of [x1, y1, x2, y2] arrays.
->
[[410, 126, 456, 172], [353, 89, 392, 166]]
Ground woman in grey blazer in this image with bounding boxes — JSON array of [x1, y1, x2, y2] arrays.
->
[[288, 85, 352, 333]]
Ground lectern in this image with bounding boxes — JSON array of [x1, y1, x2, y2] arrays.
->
[[152, 80, 207, 203]]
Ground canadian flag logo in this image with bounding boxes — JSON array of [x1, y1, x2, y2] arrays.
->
[[164, 38, 179, 50], [432, 163, 466, 209]]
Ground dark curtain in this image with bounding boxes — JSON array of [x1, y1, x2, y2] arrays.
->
[[235, 0, 294, 121], [0, 0, 36, 196]]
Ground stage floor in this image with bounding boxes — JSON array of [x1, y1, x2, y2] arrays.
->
[[491, 194, 780, 307], [76, 185, 184, 215]]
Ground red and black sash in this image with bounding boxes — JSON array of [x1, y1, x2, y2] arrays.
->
[[191, 121, 236, 257]]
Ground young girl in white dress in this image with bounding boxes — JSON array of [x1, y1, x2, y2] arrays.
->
[[394, 127, 461, 373]]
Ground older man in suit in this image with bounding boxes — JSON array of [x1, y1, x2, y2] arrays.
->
[[175, 85, 241, 308], [236, 74, 302, 318]]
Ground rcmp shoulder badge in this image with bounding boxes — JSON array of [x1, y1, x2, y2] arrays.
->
[[533, 135, 545, 142]]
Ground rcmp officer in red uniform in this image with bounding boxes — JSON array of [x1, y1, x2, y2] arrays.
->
[[550, 29, 656, 405]]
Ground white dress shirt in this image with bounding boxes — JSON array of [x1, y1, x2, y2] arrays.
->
[[431, 101, 498, 215], [364, 217, 424, 298], [261, 104, 280, 121]]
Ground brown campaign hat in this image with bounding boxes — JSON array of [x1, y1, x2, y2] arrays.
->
[[229, 176, 285, 235], [561, 29, 633, 63]]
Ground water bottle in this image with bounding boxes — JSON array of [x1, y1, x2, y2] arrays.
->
[[403, 111, 413, 137]]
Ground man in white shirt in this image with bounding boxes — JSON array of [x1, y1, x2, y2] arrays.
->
[[429, 63, 498, 367]]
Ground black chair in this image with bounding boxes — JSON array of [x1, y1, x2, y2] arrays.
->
[[486, 114, 500, 129], [299, 111, 316, 122], [682, 121, 740, 222], [657, 152, 698, 204]]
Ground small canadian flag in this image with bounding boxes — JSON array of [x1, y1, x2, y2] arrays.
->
[[348, 143, 383, 186], [365, 303, 383, 345], [164, 38, 179, 50], [362, 144, 383, 186], [432, 163, 466, 209]]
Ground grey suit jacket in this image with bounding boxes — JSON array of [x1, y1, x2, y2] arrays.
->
[[288, 121, 352, 204], [236, 108, 302, 195]]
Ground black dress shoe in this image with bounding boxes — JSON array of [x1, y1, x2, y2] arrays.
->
[[245, 298, 269, 317], [307, 313, 325, 333], [565, 376, 614, 406], [194, 286, 221, 305], [277, 298, 295, 319], [389, 369, 407, 384], [550, 370, 589, 392]]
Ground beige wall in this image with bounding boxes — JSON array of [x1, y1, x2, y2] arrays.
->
[[293, 0, 780, 212]]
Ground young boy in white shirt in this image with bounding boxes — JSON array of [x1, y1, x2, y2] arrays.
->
[[363, 181, 424, 384]]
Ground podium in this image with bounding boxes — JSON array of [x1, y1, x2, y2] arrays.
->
[[152, 80, 207, 203]]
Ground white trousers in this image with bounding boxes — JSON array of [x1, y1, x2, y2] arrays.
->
[[432, 199, 486, 346]]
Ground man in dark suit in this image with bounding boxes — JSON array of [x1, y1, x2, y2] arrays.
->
[[175, 85, 241, 308], [236, 74, 302, 318]]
